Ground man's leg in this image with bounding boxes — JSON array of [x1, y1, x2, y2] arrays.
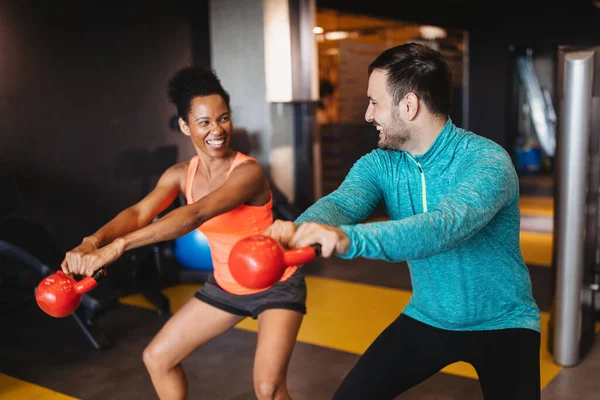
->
[[333, 314, 455, 400], [467, 328, 540, 400]]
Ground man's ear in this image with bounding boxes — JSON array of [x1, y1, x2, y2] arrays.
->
[[404, 92, 420, 121]]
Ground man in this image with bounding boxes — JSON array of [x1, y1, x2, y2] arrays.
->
[[264, 43, 541, 399]]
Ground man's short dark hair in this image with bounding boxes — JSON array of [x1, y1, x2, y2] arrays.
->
[[369, 43, 453, 116]]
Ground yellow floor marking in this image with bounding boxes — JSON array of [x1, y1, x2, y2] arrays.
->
[[520, 231, 553, 267], [119, 284, 200, 312], [0, 373, 77, 400], [121, 277, 562, 388], [519, 196, 554, 217], [539, 312, 563, 387]]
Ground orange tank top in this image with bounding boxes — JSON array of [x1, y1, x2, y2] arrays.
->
[[185, 152, 297, 295]]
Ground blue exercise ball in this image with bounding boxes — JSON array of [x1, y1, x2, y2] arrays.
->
[[173, 230, 213, 271]]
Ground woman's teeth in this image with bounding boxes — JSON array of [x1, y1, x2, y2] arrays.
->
[[207, 139, 225, 147]]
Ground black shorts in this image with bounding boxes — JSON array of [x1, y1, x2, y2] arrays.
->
[[195, 269, 307, 319]]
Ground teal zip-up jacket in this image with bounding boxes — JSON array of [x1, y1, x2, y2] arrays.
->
[[296, 119, 540, 332]]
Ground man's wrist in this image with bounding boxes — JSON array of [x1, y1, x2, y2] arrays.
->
[[336, 226, 356, 259], [111, 237, 127, 255], [335, 228, 351, 255], [82, 236, 101, 248]]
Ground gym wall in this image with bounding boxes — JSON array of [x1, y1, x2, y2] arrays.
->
[[0, 0, 209, 247]]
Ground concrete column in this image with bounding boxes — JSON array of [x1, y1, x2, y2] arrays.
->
[[209, 0, 318, 205]]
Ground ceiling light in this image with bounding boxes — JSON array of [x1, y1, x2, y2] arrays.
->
[[419, 25, 447, 40], [324, 31, 350, 40]]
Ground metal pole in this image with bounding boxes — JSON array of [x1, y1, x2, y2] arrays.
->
[[553, 50, 595, 366]]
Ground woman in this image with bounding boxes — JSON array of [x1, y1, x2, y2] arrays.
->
[[61, 66, 306, 400]]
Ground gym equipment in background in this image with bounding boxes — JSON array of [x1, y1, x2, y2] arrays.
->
[[173, 229, 213, 271], [0, 178, 119, 350]]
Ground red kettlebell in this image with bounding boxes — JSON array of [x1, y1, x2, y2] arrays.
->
[[229, 235, 321, 290], [35, 268, 105, 318]]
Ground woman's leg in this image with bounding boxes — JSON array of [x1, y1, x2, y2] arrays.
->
[[143, 297, 245, 400], [253, 309, 304, 400]]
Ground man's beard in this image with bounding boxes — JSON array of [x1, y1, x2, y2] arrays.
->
[[378, 111, 411, 151]]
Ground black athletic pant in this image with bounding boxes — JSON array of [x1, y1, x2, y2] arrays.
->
[[333, 314, 540, 400]]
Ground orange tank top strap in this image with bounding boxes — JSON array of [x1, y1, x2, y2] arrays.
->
[[185, 153, 254, 205], [184, 156, 200, 205], [225, 152, 256, 179]]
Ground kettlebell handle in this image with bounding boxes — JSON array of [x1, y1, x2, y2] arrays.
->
[[55, 267, 105, 294], [74, 267, 105, 293], [91, 267, 106, 281], [282, 244, 322, 266], [310, 244, 322, 257]]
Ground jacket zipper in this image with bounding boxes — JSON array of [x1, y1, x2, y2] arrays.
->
[[407, 155, 428, 213]]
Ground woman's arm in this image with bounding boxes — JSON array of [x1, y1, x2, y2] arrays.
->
[[65, 161, 268, 276], [119, 160, 267, 251], [61, 163, 183, 274], [87, 165, 184, 247]]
